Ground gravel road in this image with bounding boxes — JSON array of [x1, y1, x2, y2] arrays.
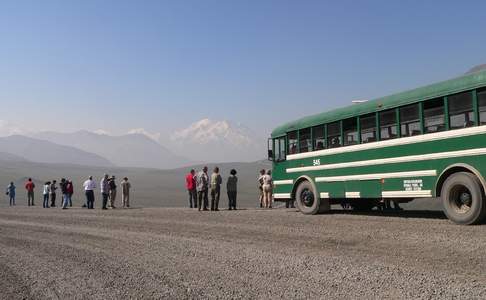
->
[[0, 207, 485, 299]]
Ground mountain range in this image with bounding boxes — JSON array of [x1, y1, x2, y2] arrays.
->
[[0, 135, 113, 167], [0, 119, 266, 169], [33, 130, 188, 169]]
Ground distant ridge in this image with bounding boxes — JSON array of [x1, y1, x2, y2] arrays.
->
[[0, 151, 29, 162], [0, 135, 114, 167], [33, 130, 189, 169]]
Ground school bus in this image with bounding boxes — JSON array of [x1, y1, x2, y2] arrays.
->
[[268, 69, 486, 225]]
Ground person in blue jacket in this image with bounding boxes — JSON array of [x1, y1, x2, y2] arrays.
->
[[6, 182, 16, 206]]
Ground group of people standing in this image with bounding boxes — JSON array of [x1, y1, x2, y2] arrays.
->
[[258, 169, 277, 208], [5, 176, 132, 210], [82, 175, 132, 209], [42, 178, 74, 209], [185, 167, 282, 211], [185, 167, 238, 211], [6, 178, 74, 209]]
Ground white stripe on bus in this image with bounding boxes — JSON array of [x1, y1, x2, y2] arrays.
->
[[320, 192, 329, 198], [273, 193, 292, 199], [287, 148, 486, 173], [315, 170, 436, 182], [345, 192, 361, 198], [286, 125, 486, 161], [273, 180, 294, 185], [276, 190, 431, 199], [382, 190, 432, 198]]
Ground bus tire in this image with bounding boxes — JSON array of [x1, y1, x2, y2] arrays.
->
[[295, 181, 320, 215], [441, 172, 486, 225]]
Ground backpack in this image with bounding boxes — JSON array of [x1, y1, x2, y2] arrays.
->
[[109, 180, 116, 190]]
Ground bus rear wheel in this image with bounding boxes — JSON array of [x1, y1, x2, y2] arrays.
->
[[441, 172, 486, 225], [295, 181, 320, 215]]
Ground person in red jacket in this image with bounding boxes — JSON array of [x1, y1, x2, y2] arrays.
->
[[66, 180, 74, 207], [185, 169, 197, 209], [25, 178, 35, 206]]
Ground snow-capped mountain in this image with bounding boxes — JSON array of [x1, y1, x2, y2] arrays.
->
[[169, 119, 266, 163]]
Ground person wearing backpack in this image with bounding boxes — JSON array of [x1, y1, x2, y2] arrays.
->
[[109, 175, 117, 209]]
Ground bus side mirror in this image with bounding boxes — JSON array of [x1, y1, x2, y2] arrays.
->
[[268, 150, 274, 161]]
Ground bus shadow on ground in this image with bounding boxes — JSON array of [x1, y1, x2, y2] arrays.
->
[[330, 209, 448, 220]]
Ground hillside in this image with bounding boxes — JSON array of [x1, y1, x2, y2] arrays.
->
[[0, 135, 114, 167], [33, 131, 189, 169], [0, 152, 29, 162]]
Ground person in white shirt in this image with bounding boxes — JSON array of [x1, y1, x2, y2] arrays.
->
[[83, 176, 96, 209], [43, 181, 51, 208]]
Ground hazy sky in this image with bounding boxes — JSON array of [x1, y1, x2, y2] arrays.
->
[[1, 0, 485, 138]]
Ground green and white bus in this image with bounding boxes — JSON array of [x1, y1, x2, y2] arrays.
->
[[268, 69, 486, 225]]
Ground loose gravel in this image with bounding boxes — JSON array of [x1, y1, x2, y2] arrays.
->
[[0, 207, 485, 299]]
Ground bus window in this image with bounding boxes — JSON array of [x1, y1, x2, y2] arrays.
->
[[287, 131, 298, 154], [380, 109, 397, 140], [274, 137, 286, 161], [424, 98, 445, 133], [273, 138, 279, 161], [313, 125, 325, 150], [327, 122, 341, 148], [449, 91, 474, 129], [299, 128, 311, 153], [343, 118, 358, 146], [400, 104, 421, 137], [360, 114, 376, 143], [478, 89, 486, 125]]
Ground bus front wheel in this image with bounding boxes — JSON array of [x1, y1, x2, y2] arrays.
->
[[295, 181, 320, 215], [441, 172, 486, 225]]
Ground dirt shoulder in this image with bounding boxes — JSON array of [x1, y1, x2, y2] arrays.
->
[[0, 207, 485, 299]]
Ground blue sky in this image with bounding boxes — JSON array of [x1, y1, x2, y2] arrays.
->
[[0, 0, 485, 138]]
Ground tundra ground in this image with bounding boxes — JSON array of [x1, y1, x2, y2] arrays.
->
[[0, 207, 484, 299]]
